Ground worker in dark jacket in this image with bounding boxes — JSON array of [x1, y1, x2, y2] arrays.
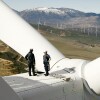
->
[[25, 49, 36, 76], [43, 51, 51, 76]]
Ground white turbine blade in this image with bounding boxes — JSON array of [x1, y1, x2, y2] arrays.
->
[[0, 1, 67, 72]]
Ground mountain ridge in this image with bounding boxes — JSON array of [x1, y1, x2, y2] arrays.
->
[[16, 7, 100, 29]]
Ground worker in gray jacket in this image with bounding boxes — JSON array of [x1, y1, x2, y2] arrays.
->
[[43, 51, 51, 76]]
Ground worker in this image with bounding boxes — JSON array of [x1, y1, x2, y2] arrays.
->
[[43, 51, 51, 76], [25, 49, 36, 76]]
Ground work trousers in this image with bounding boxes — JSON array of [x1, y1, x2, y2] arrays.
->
[[44, 62, 49, 76], [28, 62, 35, 76]]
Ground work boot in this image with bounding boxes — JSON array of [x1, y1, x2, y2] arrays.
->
[[33, 74, 37, 76]]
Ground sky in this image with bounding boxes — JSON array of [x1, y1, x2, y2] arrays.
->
[[3, 0, 100, 13]]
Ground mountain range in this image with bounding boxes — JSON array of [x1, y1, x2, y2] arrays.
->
[[17, 7, 100, 29]]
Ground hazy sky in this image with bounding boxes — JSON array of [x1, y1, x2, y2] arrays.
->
[[3, 0, 100, 13]]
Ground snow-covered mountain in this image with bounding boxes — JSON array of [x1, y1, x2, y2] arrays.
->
[[17, 7, 100, 28]]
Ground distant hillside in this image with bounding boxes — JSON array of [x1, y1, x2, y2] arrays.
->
[[17, 7, 100, 29]]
